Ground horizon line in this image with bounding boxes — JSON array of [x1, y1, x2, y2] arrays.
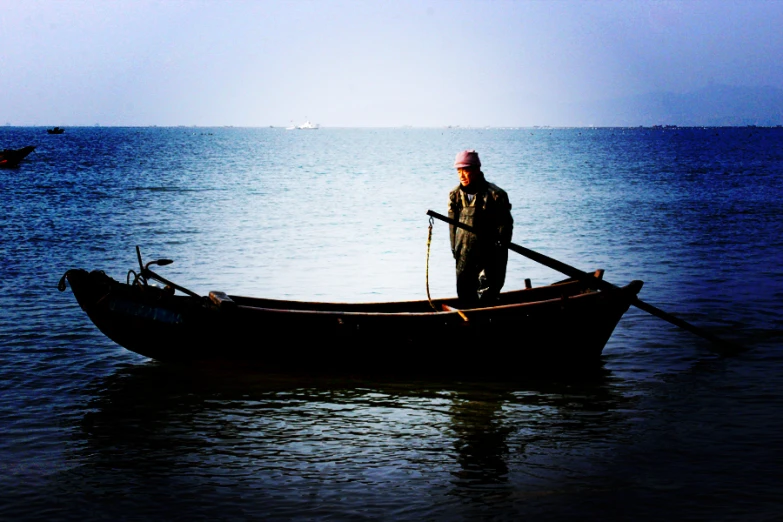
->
[[4, 124, 782, 129]]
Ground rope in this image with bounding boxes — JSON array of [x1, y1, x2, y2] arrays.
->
[[426, 216, 438, 311]]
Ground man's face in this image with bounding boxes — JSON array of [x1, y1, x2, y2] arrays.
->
[[458, 167, 479, 187]]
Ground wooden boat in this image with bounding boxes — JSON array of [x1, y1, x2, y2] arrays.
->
[[0, 145, 35, 167], [59, 249, 643, 374], [47, 127, 65, 134]]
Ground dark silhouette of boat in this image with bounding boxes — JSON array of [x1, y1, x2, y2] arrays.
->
[[0, 145, 35, 167], [47, 127, 65, 134], [59, 247, 643, 374]]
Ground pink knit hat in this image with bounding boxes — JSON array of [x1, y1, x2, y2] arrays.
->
[[454, 150, 481, 169]]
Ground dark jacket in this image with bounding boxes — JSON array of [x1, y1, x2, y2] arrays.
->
[[448, 179, 513, 302]]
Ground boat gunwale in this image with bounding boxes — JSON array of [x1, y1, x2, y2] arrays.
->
[[223, 279, 594, 310], [67, 268, 638, 319], [225, 286, 633, 319]]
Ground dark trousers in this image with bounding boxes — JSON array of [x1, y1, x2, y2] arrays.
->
[[456, 264, 504, 307]]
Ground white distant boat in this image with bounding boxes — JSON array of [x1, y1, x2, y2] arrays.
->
[[296, 120, 319, 130]]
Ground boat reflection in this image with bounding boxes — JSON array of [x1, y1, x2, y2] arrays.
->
[[71, 363, 629, 515], [444, 366, 624, 502], [448, 389, 512, 487]]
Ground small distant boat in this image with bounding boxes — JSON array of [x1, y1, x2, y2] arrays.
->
[[0, 145, 35, 167], [47, 127, 65, 134], [286, 122, 319, 130], [286, 120, 320, 130]]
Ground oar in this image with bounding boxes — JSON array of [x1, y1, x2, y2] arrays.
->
[[426, 210, 744, 355]]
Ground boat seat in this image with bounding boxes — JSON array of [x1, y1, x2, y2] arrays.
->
[[442, 304, 469, 322]]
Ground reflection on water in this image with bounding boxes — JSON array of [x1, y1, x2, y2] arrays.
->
[[449, 391, 512, 489], [48, 363, 631, 520]]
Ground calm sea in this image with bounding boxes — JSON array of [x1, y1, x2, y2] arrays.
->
[[1, 126, 782, 521]]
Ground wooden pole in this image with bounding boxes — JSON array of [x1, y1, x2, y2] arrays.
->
[[426, 209, 743, 355]]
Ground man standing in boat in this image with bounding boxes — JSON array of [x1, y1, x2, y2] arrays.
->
[[448, 150, 514, 306]]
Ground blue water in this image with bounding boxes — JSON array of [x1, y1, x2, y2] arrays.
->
[[1, 126, 782, 520]]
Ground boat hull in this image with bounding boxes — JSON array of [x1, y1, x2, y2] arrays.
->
[[63, 269, 642, 374], [0, 146, 35, 167]]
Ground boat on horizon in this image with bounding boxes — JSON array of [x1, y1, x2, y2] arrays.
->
[[59, 247, 643, 375], [47, 127, 65, 134], [286, 120, 320, 130]]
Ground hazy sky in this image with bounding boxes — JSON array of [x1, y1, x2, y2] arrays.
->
[[2, 0, 782, 127]]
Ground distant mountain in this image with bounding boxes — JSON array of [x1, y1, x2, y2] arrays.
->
[[563, 85, 783, 127]]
